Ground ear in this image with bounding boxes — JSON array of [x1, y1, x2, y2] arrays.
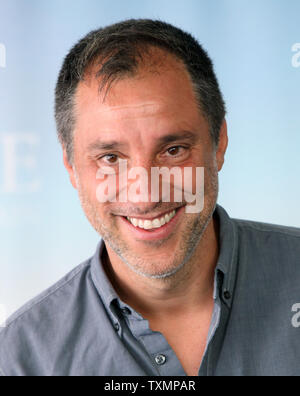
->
[[215, 119, 228, 172], [63, 149, 77, 189]]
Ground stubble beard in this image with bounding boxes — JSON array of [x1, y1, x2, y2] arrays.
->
[[74, 165, 219, 281]]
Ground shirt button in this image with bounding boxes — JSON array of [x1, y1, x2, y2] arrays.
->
[[114, 323, 120, 332], [155, 354, 167, 366], [223, 290, 231, 300], [121, 307, 131, 315]]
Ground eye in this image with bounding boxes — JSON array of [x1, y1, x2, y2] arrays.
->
[[166, 146, 186, 156], [99, 154, 119, 164]]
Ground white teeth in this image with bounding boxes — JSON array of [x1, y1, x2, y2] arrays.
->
[[152, 219, 161, 228], [132, 218, 138, 227], [143, 220, 152, 230], [127, 209, 177, 230], [159, 216, 166, 226]]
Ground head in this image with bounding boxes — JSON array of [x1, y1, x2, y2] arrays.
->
[[55, 19, 228, 279]]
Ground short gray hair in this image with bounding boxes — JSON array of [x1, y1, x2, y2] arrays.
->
[[55, 19, 226, 163]]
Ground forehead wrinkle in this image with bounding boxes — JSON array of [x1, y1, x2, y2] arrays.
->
[[92, 102, 164, 119]]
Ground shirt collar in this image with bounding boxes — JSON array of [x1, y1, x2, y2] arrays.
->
[[90, 204, 239, 320], [214, 204, 239, 308], [90, 241, 120, 323]]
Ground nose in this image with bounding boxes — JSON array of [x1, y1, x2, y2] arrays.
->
[[116, 155, 182, 210], [125, 156, 157, 206]]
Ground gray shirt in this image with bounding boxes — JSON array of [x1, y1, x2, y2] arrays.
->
[[1, 204, 300, 376]]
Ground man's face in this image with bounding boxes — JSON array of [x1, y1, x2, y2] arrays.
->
[[65, 51, 227, 279]]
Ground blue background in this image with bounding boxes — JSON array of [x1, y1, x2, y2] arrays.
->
[[0, 0, 300, 317]]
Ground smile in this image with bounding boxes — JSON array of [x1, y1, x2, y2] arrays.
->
[[119, 206, 185, 241], [127, 209, 176, 230]]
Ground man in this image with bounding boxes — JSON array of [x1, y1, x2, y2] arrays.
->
[[0, 19, 299, 376]]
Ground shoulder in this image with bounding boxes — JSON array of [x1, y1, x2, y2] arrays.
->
[[233, 217, 300, 263], [233, 216, 300, 270], [3, 259, 92, 329], [0, 258, 94, 376], [233, 216, 300, 239], [230, 215, 300, 317], [222, 216, 300, 374]]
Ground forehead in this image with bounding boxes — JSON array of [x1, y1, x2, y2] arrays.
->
[[74, 49, 207, 143]]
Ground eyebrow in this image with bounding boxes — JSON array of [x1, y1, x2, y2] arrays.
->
[[87, 140, 127, 153], [155, 131, 198, 146], [87, 131, 198, 153]]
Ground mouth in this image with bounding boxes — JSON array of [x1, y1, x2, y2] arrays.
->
[[119, 206, 185, 241]]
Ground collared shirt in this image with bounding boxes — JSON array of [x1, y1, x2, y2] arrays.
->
[[1, 204, 300, 376]]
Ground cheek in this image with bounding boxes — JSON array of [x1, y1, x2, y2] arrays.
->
[[75, 164, 99, 198]]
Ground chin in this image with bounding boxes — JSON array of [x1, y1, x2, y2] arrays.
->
[[122, 254, 186, 280]]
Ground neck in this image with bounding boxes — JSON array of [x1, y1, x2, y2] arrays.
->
[[103, 213, 220, 319]]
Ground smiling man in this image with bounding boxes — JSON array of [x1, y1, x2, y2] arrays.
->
[[1, 19, 300, 377]]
